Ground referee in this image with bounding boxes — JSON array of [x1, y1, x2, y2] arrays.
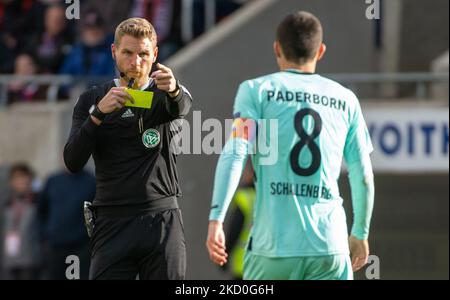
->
[[64, 18, 192, 280]]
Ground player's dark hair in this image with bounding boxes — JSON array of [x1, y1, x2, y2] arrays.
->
[[276, 11, 323, 65]]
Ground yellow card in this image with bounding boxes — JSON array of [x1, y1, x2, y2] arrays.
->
[[124, 88, 154, 109]]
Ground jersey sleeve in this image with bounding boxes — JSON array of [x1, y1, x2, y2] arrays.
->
[[63, 91, 98, 173], [344, 92, 374, 164], [233, 80, 260, 120]]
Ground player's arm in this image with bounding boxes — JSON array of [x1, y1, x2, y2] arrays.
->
[[206, 118, 257, 266], [348, 154, 374, 241], [344, 94, 375, 272], [347, 153, 375, 272]]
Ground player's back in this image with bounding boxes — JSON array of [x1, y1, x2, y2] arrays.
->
[[234, 69, 366, 257]]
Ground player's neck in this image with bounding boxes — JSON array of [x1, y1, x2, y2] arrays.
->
[[279, 60, 317, 74]]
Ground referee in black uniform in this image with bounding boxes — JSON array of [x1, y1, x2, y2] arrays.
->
[[63, 18, 192, 280]]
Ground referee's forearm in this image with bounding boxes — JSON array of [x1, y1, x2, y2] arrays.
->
[[64, 116, 97, 173], [165, 86, 192, 118]]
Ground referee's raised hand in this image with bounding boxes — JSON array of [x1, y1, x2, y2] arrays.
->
[[151, 63, 180, 97], [97, 87, 134, 114]]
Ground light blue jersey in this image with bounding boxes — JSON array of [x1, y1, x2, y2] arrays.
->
[[233, 69, 373, 257]]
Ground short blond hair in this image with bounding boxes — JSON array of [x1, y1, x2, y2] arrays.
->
[[114, 18, 157, 47]]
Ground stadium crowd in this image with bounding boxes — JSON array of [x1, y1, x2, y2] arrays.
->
[[0, 0, 249, 104]]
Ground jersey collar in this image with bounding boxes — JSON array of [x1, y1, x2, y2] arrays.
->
[[114, 78, 154, 90], [283, 69, 316, 75]]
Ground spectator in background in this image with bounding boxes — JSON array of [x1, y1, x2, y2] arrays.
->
[[216, 0, 246, 22], [7, 53, 49, 104], [38, 0, 67, 5], [131, 0, 184, 62], [178, 0, 245, 57], [0, 18, 16, 73], [0, 0, 45, 73], [128, 0, 249, 62], [1, 163, 42, 280], [38, 167, 95, 280], [24, 3, 74, 74], [59, 10, 115, 77], [0, 165, 10, 279], [82, 0, 134, 35]]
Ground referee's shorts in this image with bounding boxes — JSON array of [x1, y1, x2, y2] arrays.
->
[[88, 198, 186, 280]]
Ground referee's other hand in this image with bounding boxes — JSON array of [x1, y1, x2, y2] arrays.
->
[[97, 87, 134, 114], [206, 220, 228, 266], [151, 63, 179, 97]]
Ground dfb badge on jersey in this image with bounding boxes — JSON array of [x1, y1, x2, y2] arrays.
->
[[142, 129, 160, 148]]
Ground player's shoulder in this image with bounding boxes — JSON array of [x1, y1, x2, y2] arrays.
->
[[249, 72, 284, 84], [238, 72, 283, 91], [317, 74, 360, 107], [317, 75, 357, 96]]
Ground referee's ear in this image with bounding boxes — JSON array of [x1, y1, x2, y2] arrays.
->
[[316, 43, 327, 61], [111, 43, 117, 60]]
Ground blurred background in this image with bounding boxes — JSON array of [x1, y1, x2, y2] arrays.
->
[[0, 0, 448, 280]]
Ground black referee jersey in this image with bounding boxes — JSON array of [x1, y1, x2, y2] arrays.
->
[[63, 79, 192, 208]]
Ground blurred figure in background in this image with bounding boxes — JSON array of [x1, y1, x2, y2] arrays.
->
[[7, 53, 49, 105], [37, 167, 96, 280], [189, 0, 245, 42], [82, 0, 134, 35], [223, 159, 255, 280], [131, 0, 183, 62], [130, 0, 248, 62], [0, 165, 10, 279], [24, 3, 74, 74], [1, 163, 42, 280], [59, 10, 115, 77], [0, 0, 16, 74], [216, 0, 246, 22], [0, 0, 45, 73]]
